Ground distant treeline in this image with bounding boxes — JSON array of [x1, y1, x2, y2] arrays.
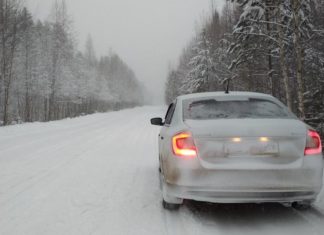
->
[[165, 0, 324, 136], [0, 0, 145, 126]]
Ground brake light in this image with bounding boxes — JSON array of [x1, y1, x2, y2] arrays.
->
[[172, 132, 197, 158], [305, 130, 322, 155]]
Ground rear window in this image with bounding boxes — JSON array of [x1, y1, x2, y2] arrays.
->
[[183, 98, 294, 120]]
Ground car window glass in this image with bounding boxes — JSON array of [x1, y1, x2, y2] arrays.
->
[[183, 98, 294, 120]]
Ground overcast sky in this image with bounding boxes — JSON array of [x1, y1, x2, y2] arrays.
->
[[26, 0, 225, 103]]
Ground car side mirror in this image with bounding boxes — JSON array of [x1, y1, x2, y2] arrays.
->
[[151, 117, 164, 126]]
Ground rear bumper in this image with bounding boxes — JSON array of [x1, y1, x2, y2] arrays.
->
[[162, 156, 323, 203], [164, 183, 319, 203]]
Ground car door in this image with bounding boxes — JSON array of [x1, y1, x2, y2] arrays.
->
[[159, 102, 176, 163]]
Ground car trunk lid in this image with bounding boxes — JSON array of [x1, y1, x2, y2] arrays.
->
[[185, 119, 307, 170]]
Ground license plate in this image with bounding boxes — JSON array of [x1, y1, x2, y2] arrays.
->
[[225, 141, 278, 156]]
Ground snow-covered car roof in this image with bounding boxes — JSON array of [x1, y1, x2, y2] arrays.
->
[[177, 91, 274, 101]]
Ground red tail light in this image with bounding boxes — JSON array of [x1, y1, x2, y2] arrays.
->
[[172, 132, 197, 158], [305, 130, 322, 155]]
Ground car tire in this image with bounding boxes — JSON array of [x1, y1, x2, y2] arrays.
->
[[292, 201, 312, 210], [162, 199, 181, 210]]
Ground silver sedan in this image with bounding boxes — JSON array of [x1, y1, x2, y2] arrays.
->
[[151, 92, 323, 210]]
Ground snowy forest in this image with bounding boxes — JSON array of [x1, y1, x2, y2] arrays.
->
[[0, 0, 145, 126], [165, 0, 324, 141]]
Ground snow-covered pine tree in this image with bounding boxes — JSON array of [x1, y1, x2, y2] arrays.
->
[[15, 7, 37, 122], [47, 0, 74, 120], [290, 0, 314, 119], [208, 6, 237, 91], [183, 30, 216, 93], [229, 0, 279, 96]]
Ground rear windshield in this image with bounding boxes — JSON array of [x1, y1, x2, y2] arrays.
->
[[183, 98, 294, 120]]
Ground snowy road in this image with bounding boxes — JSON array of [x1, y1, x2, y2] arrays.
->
[[1, 106, 324, 235]]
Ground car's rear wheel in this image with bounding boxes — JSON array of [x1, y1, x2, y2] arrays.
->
[[292, 201, 312, 210], [162, 199, 181, 210], [161, 178, 183, 210]]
